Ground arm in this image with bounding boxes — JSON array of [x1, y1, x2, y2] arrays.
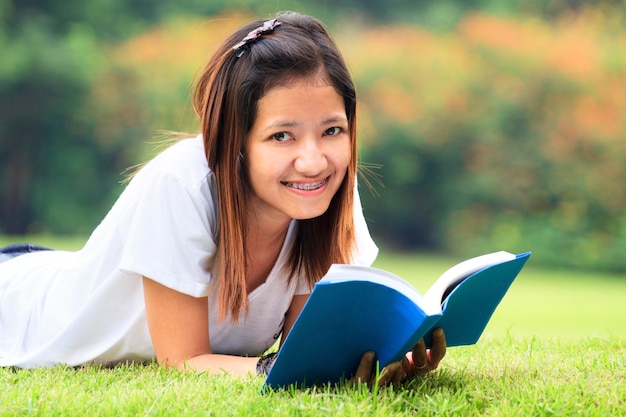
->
[[142, 276, 257, 375], [279, 293, 309, 348]]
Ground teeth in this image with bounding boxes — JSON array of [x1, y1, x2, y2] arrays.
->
[[282, 178, 327, 191]]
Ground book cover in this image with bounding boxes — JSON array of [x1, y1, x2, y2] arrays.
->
[[264, 251, 531, 389]]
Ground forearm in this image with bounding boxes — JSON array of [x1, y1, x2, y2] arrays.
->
[[172, 353, 259, 376]]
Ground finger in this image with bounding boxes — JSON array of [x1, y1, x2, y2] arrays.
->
[[428, 328, 447, 369], [401, 355, 411, 376], [353, 351, 375, 384], [377, 361, 404, 386], [411, 338, 428, 372], [392, 360, 407, 384]]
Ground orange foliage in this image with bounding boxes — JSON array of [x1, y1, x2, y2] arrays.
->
[[458, 13, 545, 56], [459, 11, 604, 79], [92, 13, 256, 137], [368, 79, 421, 124], [351, 10, 626, 151], [118, 14, 251, 72], [571, 79, 626, 139]]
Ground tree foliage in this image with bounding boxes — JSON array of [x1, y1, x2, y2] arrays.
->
[[1, 1, 625, 272], [0, 1, 113, 234], [353, 9, 626, 270]]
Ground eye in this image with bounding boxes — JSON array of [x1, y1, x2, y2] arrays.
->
[[270, 132, 293, 142], [324, 127, 343, 136]]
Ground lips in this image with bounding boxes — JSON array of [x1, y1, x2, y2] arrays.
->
[[281, 177, 328, 191]]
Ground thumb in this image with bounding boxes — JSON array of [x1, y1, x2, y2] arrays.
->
[[353, 351, 375, 384]]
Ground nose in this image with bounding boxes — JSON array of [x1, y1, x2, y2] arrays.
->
[[293, 138, 328, 176]]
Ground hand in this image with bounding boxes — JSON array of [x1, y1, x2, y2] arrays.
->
[[353, 328, 447, 387], [353, 351, 407, 387]]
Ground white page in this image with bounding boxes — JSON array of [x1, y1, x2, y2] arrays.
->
[[423, 251, 516, 306]]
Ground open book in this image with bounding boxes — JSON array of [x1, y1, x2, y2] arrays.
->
[[264, 251, 531, 389]]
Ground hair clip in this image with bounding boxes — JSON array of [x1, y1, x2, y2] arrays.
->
[[232, 18, 282, 57]]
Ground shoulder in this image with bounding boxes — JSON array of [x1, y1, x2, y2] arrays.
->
[[117, 135, 218, 234], [139, 135, 212, 188], [127, 135, 216, 200]]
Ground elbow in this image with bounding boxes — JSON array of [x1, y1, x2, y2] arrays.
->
[[156, 350, 208, 372]]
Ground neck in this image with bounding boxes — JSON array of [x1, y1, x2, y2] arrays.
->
[[246, 214, 291, 250], [245, 198, 293, 246], [244, 210, 292, 294]]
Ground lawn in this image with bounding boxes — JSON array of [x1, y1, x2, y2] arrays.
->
[[1, 238, 625, 416]]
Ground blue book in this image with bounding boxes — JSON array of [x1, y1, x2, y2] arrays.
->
[[264, 251, 531, 389]]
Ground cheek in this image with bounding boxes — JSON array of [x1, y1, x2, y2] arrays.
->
[[246, 144, 268, 174], [332, 139, 353, 173], [247, 148, 284, 184]]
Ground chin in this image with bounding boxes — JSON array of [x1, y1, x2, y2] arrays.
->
[[293, 213, 325, 221], [292, 207, 330, 221]]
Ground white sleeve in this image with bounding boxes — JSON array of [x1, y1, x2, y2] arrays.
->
[[118, 172, 217, 297]]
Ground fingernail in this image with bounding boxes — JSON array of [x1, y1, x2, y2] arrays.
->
[[434, 328, 443, 336]]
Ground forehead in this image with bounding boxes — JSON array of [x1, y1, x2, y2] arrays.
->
[[259, 71, 341, 105], [261, 65, 333, 93], [254, 78, 345, 124]]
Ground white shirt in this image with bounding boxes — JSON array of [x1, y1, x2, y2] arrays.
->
[[0, 136, 378, 367]]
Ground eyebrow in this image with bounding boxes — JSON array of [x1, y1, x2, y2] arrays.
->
[[261, 116, 349, 133]]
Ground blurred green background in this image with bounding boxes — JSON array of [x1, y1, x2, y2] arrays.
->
[[1, 0, 626, 273]]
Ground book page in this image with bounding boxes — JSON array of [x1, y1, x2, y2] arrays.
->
[[321, 264, 440, 315], [423, 251, 516, 307]]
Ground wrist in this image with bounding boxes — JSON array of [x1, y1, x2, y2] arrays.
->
[[256, 352, 278, 375]]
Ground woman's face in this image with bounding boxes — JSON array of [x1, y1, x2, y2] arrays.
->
[[245, 76, 351, 227]]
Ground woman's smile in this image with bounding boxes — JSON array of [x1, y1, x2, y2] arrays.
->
[[281, 176, 329, 191]]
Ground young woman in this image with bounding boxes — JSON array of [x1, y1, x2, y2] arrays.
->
[[0, 12, 445, 385]]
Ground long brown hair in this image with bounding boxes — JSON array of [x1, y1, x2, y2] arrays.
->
[[192, 12, 357, 322]]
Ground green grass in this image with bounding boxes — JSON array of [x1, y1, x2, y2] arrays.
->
[[1, 238, 625, 415], [0, 235, 87, 252], [1, 337, 623, 416]]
